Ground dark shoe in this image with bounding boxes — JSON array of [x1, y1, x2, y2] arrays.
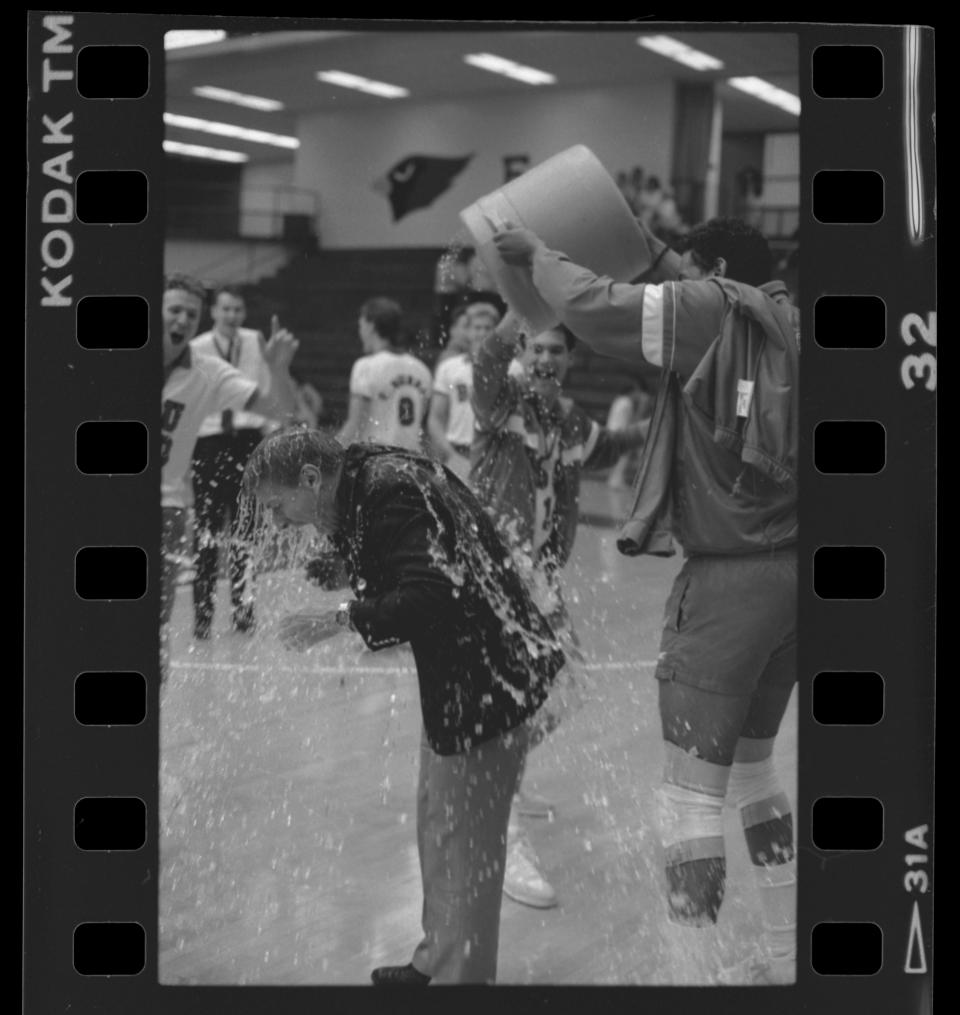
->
[[370, 963, 431, 986], [232, 605, 255, 634]]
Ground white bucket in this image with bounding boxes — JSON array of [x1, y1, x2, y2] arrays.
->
[[459, 145, 653, 334]]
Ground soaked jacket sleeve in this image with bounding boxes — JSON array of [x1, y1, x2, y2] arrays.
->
[[347, 483, 462, 650]]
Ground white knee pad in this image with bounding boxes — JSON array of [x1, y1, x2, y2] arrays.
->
[[725, 756, 783, 810], [656, 782, 724, 850]]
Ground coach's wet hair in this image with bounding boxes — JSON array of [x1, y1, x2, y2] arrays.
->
[[683, 217, 773, 289], [242, 425, 344, 496]]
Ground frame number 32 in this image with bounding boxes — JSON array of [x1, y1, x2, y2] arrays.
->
[[900, 311, 937, 391]]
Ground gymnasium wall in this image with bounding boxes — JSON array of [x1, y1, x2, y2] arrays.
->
[[293, 81, 675, 248], [763, 133, 800, 207]]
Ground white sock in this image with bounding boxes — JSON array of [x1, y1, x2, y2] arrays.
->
[[756, 858, 797, 960]]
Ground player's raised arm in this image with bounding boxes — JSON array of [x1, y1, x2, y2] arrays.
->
[[472, 309, 523, 427], [246, 315, 299, 421]]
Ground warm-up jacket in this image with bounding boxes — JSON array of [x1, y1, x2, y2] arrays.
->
[[529, 246, 798, 556], [470, 329, 648, 571], [332, 444, 565, 755]]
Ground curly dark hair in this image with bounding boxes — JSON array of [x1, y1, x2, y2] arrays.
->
[[164, 272, 207, 302], [683, 217, 772, 288]]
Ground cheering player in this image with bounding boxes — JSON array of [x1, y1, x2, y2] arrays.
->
[[471, 314, 648, 909], [189, 285, 273, 639], [160, 273, 298, 675]]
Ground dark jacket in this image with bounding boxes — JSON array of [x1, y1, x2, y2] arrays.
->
[[332, 444, 565, 756]]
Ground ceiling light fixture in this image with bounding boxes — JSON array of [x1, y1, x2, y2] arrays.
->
[[164, 30, 227, 50], [463, 53, 556, 85], [727, 76, 801, 115], [163, 139, 249, 163], [637, 35, 724, 71], [192, 86, 285, 112], [315, 71, 409, 98], [164, 113, 299, 149]]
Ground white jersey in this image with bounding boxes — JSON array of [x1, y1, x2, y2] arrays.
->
[[350, 349, 432, 451], [191, 327, 271, 435], [162, 352, 258, 508], [532, 433, 563, 556], [433, 353, 475, 447]]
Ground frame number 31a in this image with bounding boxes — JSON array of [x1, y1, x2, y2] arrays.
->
[[900, 312, 937, 391]]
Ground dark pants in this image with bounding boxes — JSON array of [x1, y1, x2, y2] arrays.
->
[[191, 429, 262, 634], [161, 507, 188, 628]]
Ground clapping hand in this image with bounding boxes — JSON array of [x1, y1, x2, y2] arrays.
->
[[261, 314, 299, 371], [277, 610, 342, 651]]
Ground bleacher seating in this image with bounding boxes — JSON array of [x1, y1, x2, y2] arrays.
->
[[241, 247, 655, 430]]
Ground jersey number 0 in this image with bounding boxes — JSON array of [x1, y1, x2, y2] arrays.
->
[[398, 396, 415, 426]]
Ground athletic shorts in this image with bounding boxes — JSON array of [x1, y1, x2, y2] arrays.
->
[[654, 548, 797, 699]]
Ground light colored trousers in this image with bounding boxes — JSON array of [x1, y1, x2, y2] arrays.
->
[[411, 722, 529, 984]]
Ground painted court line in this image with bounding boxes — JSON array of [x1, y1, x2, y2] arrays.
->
[[170, 659, 657, 675]]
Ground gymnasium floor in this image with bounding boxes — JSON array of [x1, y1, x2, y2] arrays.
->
[[158, 480, 798, 986]]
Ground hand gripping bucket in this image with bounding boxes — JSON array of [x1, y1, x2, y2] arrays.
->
[[459, 145, 653, 334]]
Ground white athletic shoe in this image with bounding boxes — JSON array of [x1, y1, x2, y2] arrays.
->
[[513, 788, 554, 819], [503, 836, 558, 909]]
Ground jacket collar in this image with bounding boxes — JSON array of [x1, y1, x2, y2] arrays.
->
[[333, 443, 417, 541]]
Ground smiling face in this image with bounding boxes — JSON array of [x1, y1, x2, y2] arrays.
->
[[521, 329, 571, 403], [163, 288, 204, 367], [211, 291, 246, 338]]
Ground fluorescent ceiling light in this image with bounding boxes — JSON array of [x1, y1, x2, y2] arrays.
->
[[727, 76, 801, 115], [164, 113, 299, 149], [163, 139, 248, 163], [463, 53, 556, 86], [637, 35, 724, 71], [192, 86, 284, 112], [164, 30, 227, 50], [316, 70, 409, 98]]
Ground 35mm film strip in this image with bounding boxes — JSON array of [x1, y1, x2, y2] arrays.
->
[[25, 16, 935, 1013]]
